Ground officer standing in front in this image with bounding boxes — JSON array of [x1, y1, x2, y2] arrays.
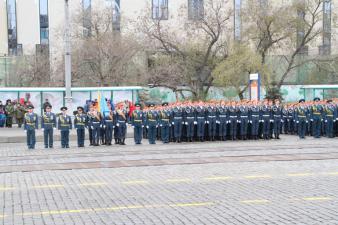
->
[[324, 100, 337, 138], [131, 103, 144, 144], [295, 99, 308, 139], [145, 103, 158, 144], [103, 108, 115, 145], [311, 97, 324, 138], [24, 105, 39, 150], [74, 106, 87, 147], [159, 103, 171, 143], [41, 105, 56, 148], [88, 106, 102, 146], [58, 107, 72, 148], [115, 104, 128, 145]]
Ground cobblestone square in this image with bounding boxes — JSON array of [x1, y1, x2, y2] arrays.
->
[[0, 136, 338, 225]]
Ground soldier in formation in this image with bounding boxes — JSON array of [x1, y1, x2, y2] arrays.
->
[[139, 98, 337, 143], [21, 97, 337, 149]]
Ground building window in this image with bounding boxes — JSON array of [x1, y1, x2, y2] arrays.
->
[[83, 0, 92, 37], [188, 0, 204, 20], [322, 0, 331, 55], [105, 0, 121, 31], [152, 0, 168, 20], [39, 0, 49, 46], [234, 0, 241, 41], [6, 0, 18, 56]]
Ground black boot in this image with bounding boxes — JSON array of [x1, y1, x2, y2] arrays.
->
[[120, 139, 126, 145]]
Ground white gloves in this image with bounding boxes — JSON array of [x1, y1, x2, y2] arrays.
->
[[116, 123, 119, 127], [194, 121, 197, 125]]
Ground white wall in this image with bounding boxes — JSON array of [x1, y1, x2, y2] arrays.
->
[[16, 0, 40, 55], [0, 0, 8, 55]]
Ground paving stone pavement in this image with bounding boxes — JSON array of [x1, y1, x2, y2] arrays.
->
[[0, 136, 338, 224]]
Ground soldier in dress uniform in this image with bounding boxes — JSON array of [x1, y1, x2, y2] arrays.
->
[[184, 102, 196, 142], [88, 106, 102, 146], [261, 99, 271, 140], [249, 100, 260, 140], [272, 99, 282, 139], [115, 104, 128, 145], [239, 101, 249, 140], [24, 105, 38, 150], [87, 103, 94, 146], [324, 100, 337, 138], [103, 108, 115, 145], [229, 101, 238, 140], [74, 106, 87, 147], [218, 101, 228, 141], [159, 103, 171, 143], [172, 103, 183, 143], [311, 97, 324, 138], [282, 105, 288, 134], [41, 105, 56, 148], [206, 102, 217, 141], [145, 103, 158, 144], [196, 101, 206, 142], [58, 107, 72, 148], [131, 103, 144, 144], [295, 99, 309, 139]]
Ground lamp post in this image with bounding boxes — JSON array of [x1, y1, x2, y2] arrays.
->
[[64, 0, 72, 108]]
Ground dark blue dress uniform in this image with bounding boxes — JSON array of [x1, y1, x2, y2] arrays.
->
[[228, 105, 238, 140], [172, 106, 183, 142], [103, 111, 115, 145], [115, 109, 128, 145], [41, 111, 56, 148], [287, 107, 295, 134], [206, 106, 217, 141], [324, 101, 337, 138], [88, 111, 102, 146], [272, 104, 282, 139], [295, 101, 308, 139], [184, 106, 196, 142], [160, 108, 171, 143], [24, 108, 38, 149], [58, 111, 72, 148], [218, 105, 228, 141], [282, 107, 288, 134], [74, 110, 87, 147], [132, 107, 144, 144], [196, 106, 206, 142], [146, 108, 158, 144], [239, 105, 249, 140], [249, 105, 260, 140], [311, 99, 324, 138], [261, 104, 271, 139]]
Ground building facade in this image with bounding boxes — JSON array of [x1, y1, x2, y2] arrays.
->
[[0, 0, 337, 86]]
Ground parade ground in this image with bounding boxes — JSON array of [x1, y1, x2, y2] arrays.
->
[[0, 131, 337, 225]]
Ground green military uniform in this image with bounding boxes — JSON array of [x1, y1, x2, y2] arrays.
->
[[15, 104, 26, 128], [5, 103, 14, 128]]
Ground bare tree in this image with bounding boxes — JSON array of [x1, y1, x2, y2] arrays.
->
[[243, 0, 326, 92], [70, 7, 141, 87], [136, 0, 231, 100], [213, 44, 271, 99], [8, 53, 51, 87]]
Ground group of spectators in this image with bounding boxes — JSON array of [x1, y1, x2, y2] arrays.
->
[[0, 99, 33, 128], [0, 98, 136, 128]]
